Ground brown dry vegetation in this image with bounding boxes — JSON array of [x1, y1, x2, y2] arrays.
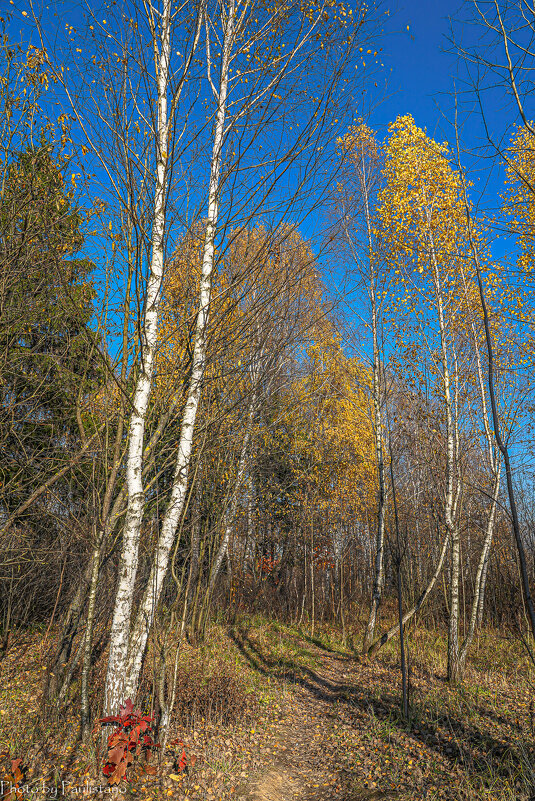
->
[[1, 615, 534, 801]]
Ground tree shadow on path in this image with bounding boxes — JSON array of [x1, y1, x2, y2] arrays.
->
[[231, 624, 528, 798]]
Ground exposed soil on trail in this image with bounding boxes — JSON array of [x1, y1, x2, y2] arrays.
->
[[235, 640, 401, 801], [230, 627, 531, 800]]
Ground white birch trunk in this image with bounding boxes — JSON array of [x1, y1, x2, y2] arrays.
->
[[459, 462, 500, 668], [457, 277, 501, 671], [448, 345, 462, 683], [426, 220, 461, 683], [103, 0, 172, 716], [363, 267, 386, 652], [343, 145, 386, 654], [123, 2, 236, 699]]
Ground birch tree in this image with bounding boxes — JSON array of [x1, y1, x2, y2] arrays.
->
[[336, 122, 389, 654], [377, 116, 466, 681], [120, 0, 370, 704], [30, 0, 206, 718], [32, 0, 376, 713], [455, 0, 535, 645], [456, 234, 502, 674], [93, 0, 204, 718]]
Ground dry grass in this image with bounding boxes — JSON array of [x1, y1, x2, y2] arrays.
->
[[0, 615, 534, 800]]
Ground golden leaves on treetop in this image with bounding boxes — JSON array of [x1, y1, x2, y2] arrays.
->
[[504, 124, 535, 278], [337, 120, 379, 161], [377, 114, 468, 284]]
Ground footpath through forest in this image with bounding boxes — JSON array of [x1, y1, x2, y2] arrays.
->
[[223, 625, 531, 801], [1, 624, 531, 800], [236, 636, 401, 801], [223, 628, 512, 801]]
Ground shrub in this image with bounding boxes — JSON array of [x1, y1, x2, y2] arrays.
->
[[172, 653, 258, 728]]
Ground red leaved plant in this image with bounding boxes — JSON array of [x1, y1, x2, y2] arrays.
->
[[169, 739, 197, 774], [95, 699, 159, 785], [0, 758, 24, 801]]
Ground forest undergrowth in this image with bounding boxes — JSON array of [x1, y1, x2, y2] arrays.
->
[[0, 614, 533, 801]]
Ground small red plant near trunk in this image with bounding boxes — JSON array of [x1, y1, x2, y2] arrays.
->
[[95, 699, 159, 784], [169, 739, 197, 773]]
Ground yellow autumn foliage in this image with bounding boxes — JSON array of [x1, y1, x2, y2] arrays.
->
[[285, 325, 376, 516]]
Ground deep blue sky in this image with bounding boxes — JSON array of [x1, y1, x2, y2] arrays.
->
[[10, 0, 517, 277], [365, 0, 523, 219], [370, 0, 463, 139], [314, 0, 473, 296]]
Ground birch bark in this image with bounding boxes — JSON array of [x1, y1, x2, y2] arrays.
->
[[426, 223, 462, 683], [359, 151, 386, 655], [103, 0, 174, 716], [338, 128, 386, 654], [123, 0, 236, 699], [457, 278, 501, 673]]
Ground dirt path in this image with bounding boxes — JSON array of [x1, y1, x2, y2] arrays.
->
[[237, 643, 396, 801], [0, 627, 529, 800], [230, 627, 525, 801]]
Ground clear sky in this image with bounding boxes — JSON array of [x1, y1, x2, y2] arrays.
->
[[367, 0, 530, 212], [369, 1, 463, 138], [10, 0, 516, 268]]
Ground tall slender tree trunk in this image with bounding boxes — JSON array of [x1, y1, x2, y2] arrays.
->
[[310, 517, 316, 637], [187, 458, 203, 619], [448, 523, 461, 681], [123, 2, 236, 700], [426, 224, 462, 683], [459, 464, 500, 671], [457, 267, 501, 675], [80, 532, 101, 740], [369, 531, 450, 657], [103, 0, 173, 717], [206, 388, 257, 601], [362, 283, 386, 652], [350, 145, 387, 655], [299, 538, 307, 628]]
